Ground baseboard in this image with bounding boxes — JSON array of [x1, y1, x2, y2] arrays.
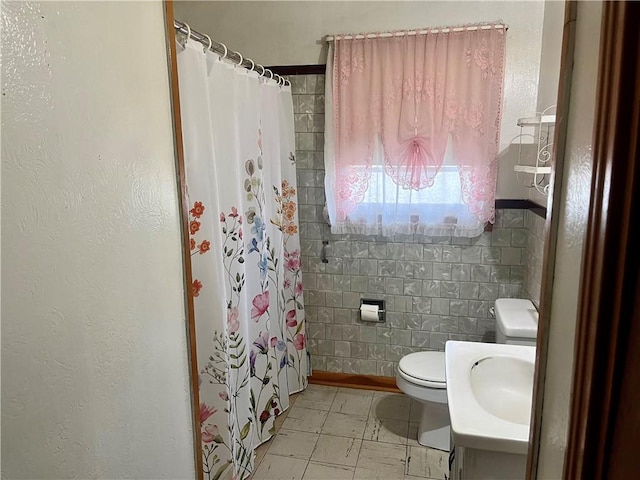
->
[[308, 371, 401, 393]]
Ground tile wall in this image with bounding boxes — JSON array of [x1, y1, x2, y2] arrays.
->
[[290, 74, 533, 376], [522, 210, 546, 307]]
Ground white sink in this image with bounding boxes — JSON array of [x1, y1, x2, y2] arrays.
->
[[445, 341, 536, 455]]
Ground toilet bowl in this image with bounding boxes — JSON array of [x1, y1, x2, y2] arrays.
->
[[396, 351, 449, 451], [396, 298, 539, 452]]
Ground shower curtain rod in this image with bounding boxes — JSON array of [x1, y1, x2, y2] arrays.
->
[[325, 23, 507, 41], [174, 19, 290, 87]]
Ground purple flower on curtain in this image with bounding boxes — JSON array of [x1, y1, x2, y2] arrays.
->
[[251, 292, 269, 321], [251, 216, 266, 241], [253, 331, 269, 354], [271, 336, 287, 352], [248, 238, 259, 254], [258, 254, 268, 280], [249, 350, 257, 377]]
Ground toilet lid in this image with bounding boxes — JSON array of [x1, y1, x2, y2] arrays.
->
[[398, 352, 446, 387]]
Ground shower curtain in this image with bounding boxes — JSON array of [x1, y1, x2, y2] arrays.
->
[[177, 39, 308, 480]]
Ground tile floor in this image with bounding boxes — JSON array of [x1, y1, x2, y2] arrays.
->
[[250, 384, 448, 480]]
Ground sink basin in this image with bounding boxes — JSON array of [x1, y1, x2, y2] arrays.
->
[[445, 341, 536, 455], [470, 356, 534, 425]]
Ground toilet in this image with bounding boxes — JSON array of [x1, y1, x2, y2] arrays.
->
[[396, 298, 539, 451]]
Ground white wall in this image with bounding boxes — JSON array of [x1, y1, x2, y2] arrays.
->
[[1, 1, 195, 478], [536, 1, 602, 477], [175, 0, 548, 200], [536, 0, 565, 112], [529, 0, 565, 206]]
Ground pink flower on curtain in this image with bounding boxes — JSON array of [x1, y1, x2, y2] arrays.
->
[[284, 250, 301, 272], [251, 292, 269, 321], [200, 403, 217, 424], [227, 307, 240, 333], [293, 333, 306, 351], [201, 425, 219, 443], [286, 310, 297, 327]]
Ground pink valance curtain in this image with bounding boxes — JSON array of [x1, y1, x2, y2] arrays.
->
[[331, 26, 506, 225]]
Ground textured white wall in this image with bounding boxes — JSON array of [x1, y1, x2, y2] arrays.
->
[[1, 1, 195, 478], [529, 0, 565, 207], [536, 1, 602, 477], [174, 0, 547, 200]]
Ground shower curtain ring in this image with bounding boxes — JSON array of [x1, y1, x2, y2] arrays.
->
[[256, 64, 266, 76], [203, 34, 212, 53], [220, 42, 228, 59], [234, 51, 243, 68], [248, 58, 255, 72], [184, 22, 191, 41], [267, 69, 274, 80]]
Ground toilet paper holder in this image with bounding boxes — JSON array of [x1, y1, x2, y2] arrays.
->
[[360, 298, 386, 323]]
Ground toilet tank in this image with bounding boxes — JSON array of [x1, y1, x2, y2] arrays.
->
[[494, 298, 538, 346]]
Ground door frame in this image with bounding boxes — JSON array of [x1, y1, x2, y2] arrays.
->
[[527, 1, 640, 478], [563, 1, 640, 477], [162, 2, 204, 480]]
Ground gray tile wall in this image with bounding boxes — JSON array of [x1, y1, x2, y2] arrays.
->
[[290, 74, 528, 376], [523, 210, 545, 307]]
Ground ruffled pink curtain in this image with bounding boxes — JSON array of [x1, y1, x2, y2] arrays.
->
[[332, 26, 506, 224]]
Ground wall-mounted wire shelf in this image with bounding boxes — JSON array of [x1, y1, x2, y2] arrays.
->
[[515, 106, 556, 195]]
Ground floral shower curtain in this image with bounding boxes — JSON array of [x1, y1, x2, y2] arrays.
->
[[177, 39, 308, 480]]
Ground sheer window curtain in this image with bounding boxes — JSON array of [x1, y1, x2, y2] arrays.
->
[[177, 39, 307, 480], [324, 27, 506, 237]]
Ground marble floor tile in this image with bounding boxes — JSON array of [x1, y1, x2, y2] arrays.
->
[[282, 406, 329, 434], [363, 417, 409, 445], [274, 407, 291, 433], [409, 399, 423, 422], [338, 387, 375, 397], [295, 385, 338, 411], [311, 434, 362, 467], [369, 393, 411, 421], [247, 385, 452, 480], [407, 422, 421, 447], [251, 440, 271, 477], [405, 445, 448, 479], [302, 461, 355, 480], [354, 440, 407, 479], [252, 454, 308, 480], [267, 429, 319, 460], [331, 392, 373, 416], [322, 412, 368, 438]]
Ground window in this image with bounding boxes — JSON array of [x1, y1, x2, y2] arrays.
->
[[324, 25, 506, 237]]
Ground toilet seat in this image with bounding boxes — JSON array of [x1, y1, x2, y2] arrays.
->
[[398, 351, 446, 389]]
